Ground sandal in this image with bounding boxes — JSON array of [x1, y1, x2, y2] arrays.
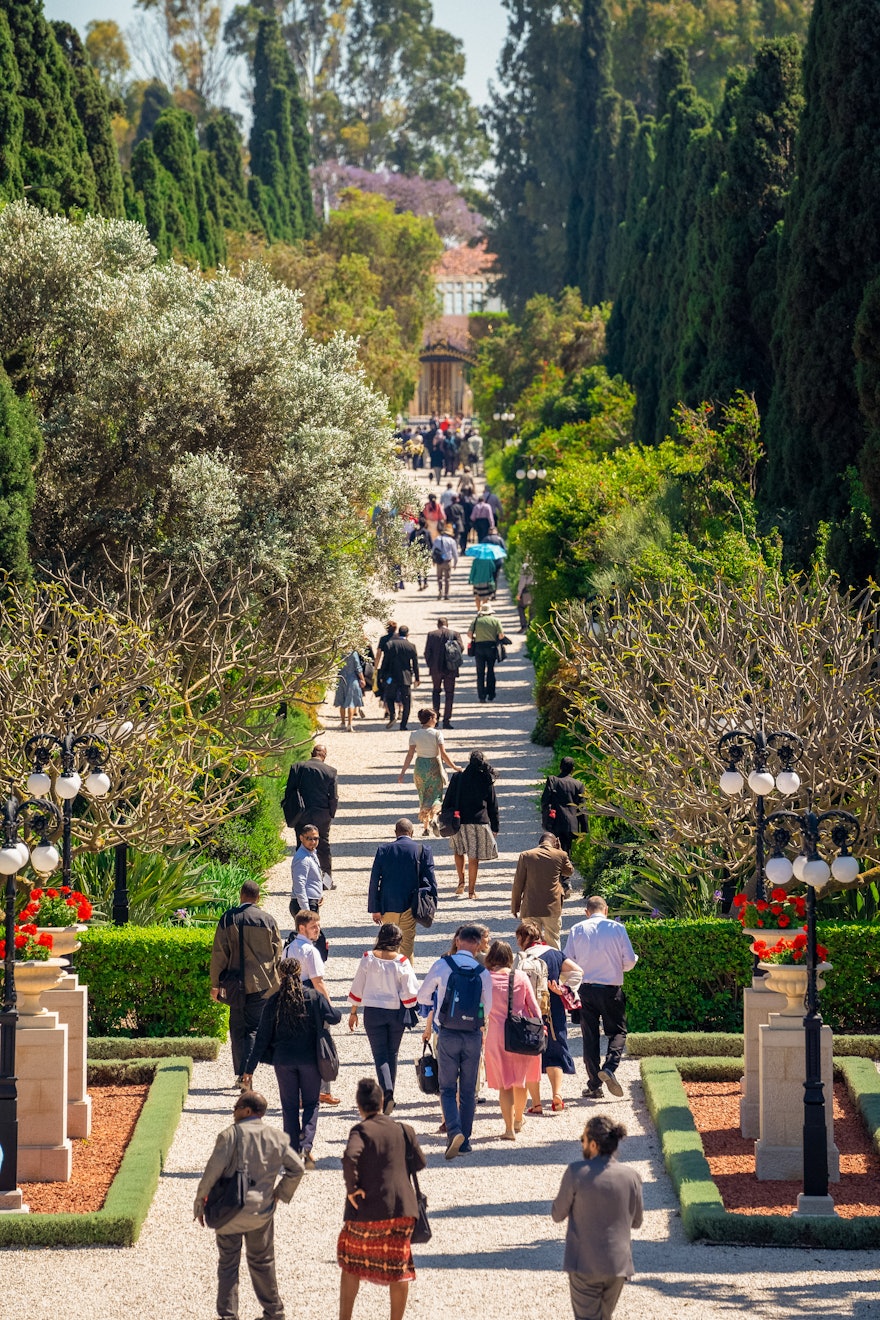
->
[[551, 1097, 565, 1113], [525, 1105, 543, 1117]]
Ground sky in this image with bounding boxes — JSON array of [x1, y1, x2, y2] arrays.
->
[[42, 0, 509, 110]]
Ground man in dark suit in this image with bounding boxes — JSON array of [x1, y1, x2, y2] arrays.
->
[[382, 624, 420, 730], [551, 1115, 643, 1320], [368, 818, 437, 961], [424, 615, 464, 729], [281, 745, 338, 877]]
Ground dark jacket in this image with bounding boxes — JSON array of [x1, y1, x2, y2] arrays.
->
[[382, 636, 420, 686], [424, 626, 464, 677], [245, 986, 341, 1072], [442, 769, 499, 832], [551, 1154, 643, 1277], [368, 836, 437, 914], [342, 1113, 425, 1222], [541, 774, 585, 837], [210, 902, 281, 998], [282, 756, 338, 826]]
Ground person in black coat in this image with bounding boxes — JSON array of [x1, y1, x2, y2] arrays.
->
[[541, 756, 586, 856], [382, 626, 420, 730], [441, 749, 499, 898], [423, 616, 464, 728], [282, 745, 339, 876]]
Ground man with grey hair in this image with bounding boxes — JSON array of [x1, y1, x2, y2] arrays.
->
[[564, 897, 637, 1100], [510, 830, 574, 949]]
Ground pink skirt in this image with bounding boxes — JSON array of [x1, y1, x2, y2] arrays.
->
[[484, 1007, 542, 1090]]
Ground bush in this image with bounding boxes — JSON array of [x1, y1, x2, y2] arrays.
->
[[88, 1036, 221, 1060], [79, 927, 227, 1038]]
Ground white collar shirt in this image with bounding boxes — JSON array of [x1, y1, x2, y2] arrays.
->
[[416, 950, 492, 1024], [283, 933, 325, 983], [563, 916, 637, 986]]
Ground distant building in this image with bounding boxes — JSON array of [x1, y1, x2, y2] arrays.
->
[[409, 241, 504, 419]]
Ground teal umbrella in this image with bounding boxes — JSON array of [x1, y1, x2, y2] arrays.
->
[[465, 543, 506, 560]]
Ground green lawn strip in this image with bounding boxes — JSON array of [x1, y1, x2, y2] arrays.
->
[[0, 1056, 192, 1248], [88, 1036, 220, 1061], [640, 1056, 880, 1247], [628, 1032, 880, 1059]]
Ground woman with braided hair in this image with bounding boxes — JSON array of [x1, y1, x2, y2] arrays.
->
[[242, 957, 341, 1169]]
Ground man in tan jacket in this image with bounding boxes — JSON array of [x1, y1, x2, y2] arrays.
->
[[511, 831, 574, 949]]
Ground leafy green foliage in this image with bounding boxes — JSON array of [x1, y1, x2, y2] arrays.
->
[[0, 363, 39, 578], [51, 21, 125, 219], [248, 13, 314, 243], [129, 106, 226, 266], [79, 926, 227, 1037], [77, 849, 214, 927], [207, 780, 286, 872]]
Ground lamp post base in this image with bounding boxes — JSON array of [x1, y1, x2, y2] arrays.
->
[[0, 1188, 29, 1213], [792, 1193, 838, 1218]]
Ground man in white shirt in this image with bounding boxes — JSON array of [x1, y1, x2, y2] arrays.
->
[[417, 925, 492, 1160], [439, 482, 456, 511], [564, 896, 638, 1100], [283, 910, 339, 1105]]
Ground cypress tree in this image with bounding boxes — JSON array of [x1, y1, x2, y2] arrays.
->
[[134, 79, 172, 147], [0, 10, 24, 202], [130, 136, 169, 258], [130, 108, 226, 267], [567, 0, 613, 288], [249, 15, 314, 243], [51, 21, 124, 219], [766, 0, 880, 580], [4, 0, 96, 211], [0, 364, 40, 580]]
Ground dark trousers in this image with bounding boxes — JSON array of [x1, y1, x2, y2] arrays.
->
[[474, 641, 497, 700], [229, 991, 266, 1077], [437, 1028, 482, 1141], [578, 983, 627, 1091], [473, 517, 491, 542], [457, 527, 469, 552], [430, 671, 456, 723], [387, 681, 412, 728], [568, 1273, 626, 1320], [216, 1215, 283, 1320], [363, 1006, 406, 1100], [274, 1060, 322, 1153]]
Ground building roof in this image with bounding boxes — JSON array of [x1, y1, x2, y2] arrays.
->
[[435, 240, 496, 278]]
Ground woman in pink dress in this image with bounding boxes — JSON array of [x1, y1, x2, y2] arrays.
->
[[483, 940, 542, 1140]]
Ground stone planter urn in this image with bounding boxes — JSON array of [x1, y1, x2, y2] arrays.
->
[[36, 924, 86, 965], [14, 959, 68, 1018], [757, 960, 830, 1019], [742, 926, 803, 953]]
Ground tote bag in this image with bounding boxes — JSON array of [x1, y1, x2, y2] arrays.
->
[[502, 971, 547, 1057]]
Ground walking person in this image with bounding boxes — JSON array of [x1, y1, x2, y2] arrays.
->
[[542, 757, 587, 856], [398, 708, 460, 836], [448, 495, 466, 552], [510, 831, 574, 949], [334, 649, 367, 730], [368, 818, 437, 963], [422, 492, 444, 538], [290, 823, 325, 917], [564, 897, 638, 1100], [284, 910, 340, 1104], [375, 620, 398, 717], [347, 923, 420, 1114], [281, 745, 338, 879], [551, 1116, 644, 1320], [240, 958, 341, 1168], [482, 940, 542, 1141], [441, 749, 499, 899], [516, 920, 582, 1114], [382, 625, 420, 730], [408, 516, 432, 591], [338, 1077, 426, 1320], [424, 616, 464, 729], [210, 880, 281, 1088], [468, 603, 506, 703], [417, 924, 493, 1159], [516, 562, 535, 632], [431, 521, 459, 599], [467, 551, 497, 607], [469, 494, 496, 542], [195, 1090, 304, 1320]]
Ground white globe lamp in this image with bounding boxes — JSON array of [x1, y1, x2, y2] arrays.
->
[[775, 769, 800, 796], [719, 768, 744, 796], [0, 846, 22, 875], [765, 854, 794, 885], [792, 854, 808, 881], [831, 853, 860, 884], [803, 857, 831, 888], [26, 771, 51, 798], [84, 770, 111, 797], [747, 768, 776, 796], [54, 771, 81, 800], [515, 468, 526, 480], [13, 840, 30, 868], [30, 841, 61, 874], [527, 467, 538, 480]]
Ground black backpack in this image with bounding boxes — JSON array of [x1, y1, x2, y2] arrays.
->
[[439, 955, 484, 1031], [431, 541, 446, 564], [443, 635, 463, 671]]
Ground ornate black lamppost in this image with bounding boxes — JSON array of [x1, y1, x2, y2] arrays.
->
[[24, 729, 112, 888], [0, 794, 62, 1203], [760, 802, 859, 1211]]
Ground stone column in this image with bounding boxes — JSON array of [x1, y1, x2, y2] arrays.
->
[[46, 974, 91, 1138], [16, 1011, 72, 1182], [755, 1012, 839, 1182], [740, 977, 786, 1138]]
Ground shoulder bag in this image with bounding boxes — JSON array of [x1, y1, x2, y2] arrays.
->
[[218, 912, 247, 1008], [411, 843, 437, 928], [415, 1039, 440, 1094], [402, 1126, 431, 1244], [437, 772, 463, 839], [281, 765, 306, 829], [502, 971, 547, 1056], [204, 1123, 248, 1229], [311, 993, 340, 1083]]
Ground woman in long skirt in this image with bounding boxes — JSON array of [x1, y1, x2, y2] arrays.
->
[[398, 708, 460, 835], [334, 649, 366, 731], [515, 920, 582, 1113]]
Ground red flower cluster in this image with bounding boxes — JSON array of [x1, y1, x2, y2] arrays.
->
[[753, 932, 829, 964], [25, 886, 92, 925], [732, 888, 807, 932], [0, 925, 53, 961]]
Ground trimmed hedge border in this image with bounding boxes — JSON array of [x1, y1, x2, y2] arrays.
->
[[0, 1056, 192, 1248], [89, 1036, 221, 1061], [88, 1058, 165, 1085], [627, 1032, 880, 1059], [640, 1055, 880, 1246]]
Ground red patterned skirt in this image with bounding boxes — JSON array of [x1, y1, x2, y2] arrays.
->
[[337, 1216, 417, 1284]]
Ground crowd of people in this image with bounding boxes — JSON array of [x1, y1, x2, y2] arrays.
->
[[393, 414, 484, 480]]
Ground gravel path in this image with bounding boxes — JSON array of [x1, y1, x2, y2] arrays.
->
[[4, 485, 880, 1317]]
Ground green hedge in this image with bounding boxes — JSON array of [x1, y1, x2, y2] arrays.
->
[[0, 1058, 191, 1247], [641, 1056, 880, 1246], [88, 1058, 164, 1085], [79, 927, 227, 1038], [624, 920, 880, 1033], [627, 1032, 880, 1059], [88, 1036, 221, 1060]]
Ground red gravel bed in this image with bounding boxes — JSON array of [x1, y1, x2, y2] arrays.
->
[[684, 1079, 880, 1216], [20, 1084, 149, 1213]]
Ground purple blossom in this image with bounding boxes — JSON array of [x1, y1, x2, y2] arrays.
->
[[713, 890, 723, 901], [311, 161, 483, 243], [650, 908, 662, 919]]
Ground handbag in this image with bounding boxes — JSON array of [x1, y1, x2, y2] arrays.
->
[[402, 1126, 431, 1244], [411, 846, 437, 928], [415, 1039, 440, 1094], [311, 994, 340, 1082], [502, 971, 547, 1056], [218, 912, 247, 1008], [204, 1123, 247, 1229], [437, 772, 462, 838], [556, 982, 580, 1014]]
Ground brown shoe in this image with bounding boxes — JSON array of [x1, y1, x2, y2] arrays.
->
[[319, 1092, 341, 1105]]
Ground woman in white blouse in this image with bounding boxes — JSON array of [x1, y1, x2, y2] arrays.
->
[[397, 707, 460, 836], [347, 923, 421, 1114]]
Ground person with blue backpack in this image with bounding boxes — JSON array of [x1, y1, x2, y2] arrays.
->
[[416, 924, 493, 1159]]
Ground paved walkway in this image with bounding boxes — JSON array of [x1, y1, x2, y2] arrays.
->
[[4, 494, 879, 1318]]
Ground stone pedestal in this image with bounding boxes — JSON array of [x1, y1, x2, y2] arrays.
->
[[755, 1014, 839, 1182], [16, 1011, 72, 1182], [0, 1189, 29, 1213], [740, 977, 786, 1138], [47, 974, 91, 1138]]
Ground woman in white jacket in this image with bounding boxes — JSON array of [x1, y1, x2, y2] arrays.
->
[[347, 923, 420, 1114]]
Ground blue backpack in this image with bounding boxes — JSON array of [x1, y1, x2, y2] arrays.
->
[[439, 955, 484, 1031]]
